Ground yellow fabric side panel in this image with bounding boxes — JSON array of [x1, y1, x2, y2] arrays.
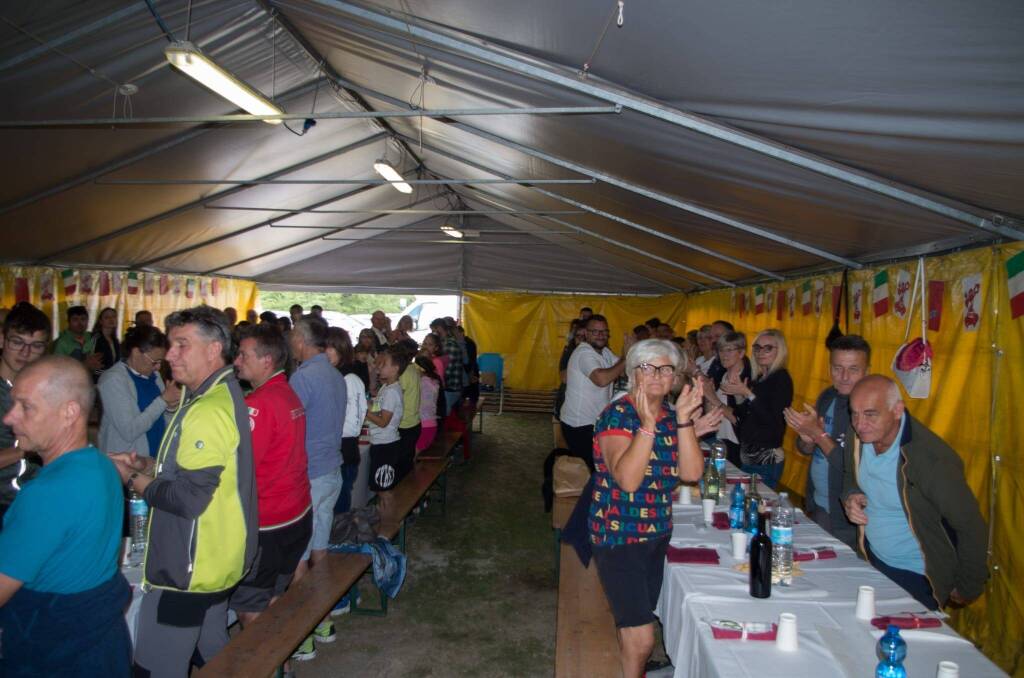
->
[[462, 291, 686, 391], [0, 267, 257, 338]]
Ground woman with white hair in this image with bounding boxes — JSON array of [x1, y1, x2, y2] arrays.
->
[[721, 328, 794, 489], [588, 339, 705, 678]]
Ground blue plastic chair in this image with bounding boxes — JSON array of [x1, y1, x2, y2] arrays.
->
[[477, 353, 504, 415]]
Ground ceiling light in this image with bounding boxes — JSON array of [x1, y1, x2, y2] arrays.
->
[[440, 224, 464, 239], [165, 41, 283, 124], [372, 159, 413, 194]]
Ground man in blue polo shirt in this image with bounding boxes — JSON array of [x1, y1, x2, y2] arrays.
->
[[0, 356, 129, 676]]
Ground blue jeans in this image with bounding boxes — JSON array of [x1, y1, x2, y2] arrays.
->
[[866, 540, 939, 610], [334, 462, 360, 515], [740, 461, 784, 490]]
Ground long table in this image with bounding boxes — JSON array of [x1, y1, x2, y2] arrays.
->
[[656, 474, 1006, 678]]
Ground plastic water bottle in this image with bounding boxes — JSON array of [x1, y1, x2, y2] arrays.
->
[[744, 474, 761, 535], [771, 492, 794, 586], [711, 442, 728, 503], [728, 481, 745, 529], [875, 625, 908, 677], [129, 489, 149, 563]]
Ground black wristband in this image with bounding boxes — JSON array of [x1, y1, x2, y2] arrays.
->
[[677, 420, 695, 428]]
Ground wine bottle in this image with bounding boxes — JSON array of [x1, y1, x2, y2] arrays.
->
[[749, 511, 772, 598]]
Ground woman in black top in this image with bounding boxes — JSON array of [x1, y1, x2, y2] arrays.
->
[[91, 307, 120, 374], [722, 329, 793, 489]]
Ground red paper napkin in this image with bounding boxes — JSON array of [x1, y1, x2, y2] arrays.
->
[[711, 623, 778, 640], [667, 546, 720, 565], [711, 512, 731, 530], [793, 548, 837, 561], [871, 615, 942, 630]]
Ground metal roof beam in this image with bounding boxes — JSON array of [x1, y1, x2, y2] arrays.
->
[[320, 0, 1024, 241], [99, 177, 595, 186], [326, 74, 856, 269], [206, 207, 583, 216], [395, 133, 784, 280], [37, 131, 386, 264]]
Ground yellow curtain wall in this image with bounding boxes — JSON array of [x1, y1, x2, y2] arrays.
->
[[0, 266, 257, 337]]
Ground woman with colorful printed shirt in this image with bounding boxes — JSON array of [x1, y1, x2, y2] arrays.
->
[[588, 339, 705, 678]]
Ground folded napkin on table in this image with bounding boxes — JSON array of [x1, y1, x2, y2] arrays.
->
[[667, 546, 720, 565], [709, 622, 778, 641], [871, 614, 942, 630], [793, 548, 837, 561], [710, 512, 731, 530]]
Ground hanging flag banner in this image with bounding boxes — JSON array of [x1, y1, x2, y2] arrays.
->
[[98, 271, 111, 297], [1008, 250, 1024, 319], [960, 273, 982, 332], [927, 280, 945, 331], [159, 275, 170, 296], [61, 269, 77, 297], [211, 278, 219, 297], [14, 277, 29, 304], [765, 286, 774, 314], [873, 270, 890, 317], [893, 268, 912, 319], [200, 278, 210, 298], [172, 277, 181, 296], [111, 272, 122, 295], [144, 274, 154, 296], [185, 278, 195, 299], [127, 272, 139, 295], [80, 271, 94, 295], [776, 289, 786, 321], [40, 273, 54, 301], [801, 281, 812, 315], [787, 287, 797, 317], [852, 282, 863, 321], [754, 286, 765, 314], [738, 289, 747, 317], [813, 279, 825, 316]]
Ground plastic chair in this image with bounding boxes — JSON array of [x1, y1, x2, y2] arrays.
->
[[476, 353, 504, 415]]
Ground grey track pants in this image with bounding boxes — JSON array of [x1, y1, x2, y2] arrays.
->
[[133, 588, 229, 678]]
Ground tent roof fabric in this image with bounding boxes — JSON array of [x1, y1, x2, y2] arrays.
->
[[1, 0, 1021, 293]]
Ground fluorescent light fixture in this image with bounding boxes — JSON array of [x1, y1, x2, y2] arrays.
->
[[165, 41, 283, 124], [373, 159, 413, 194], [440, 224, 464, 239]]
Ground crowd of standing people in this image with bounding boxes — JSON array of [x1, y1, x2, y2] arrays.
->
[[0, 300, 479, 677], [555, 307, 988, 678]]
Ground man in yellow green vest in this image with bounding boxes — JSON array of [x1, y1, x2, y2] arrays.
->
[[110, 305, 256, 677]]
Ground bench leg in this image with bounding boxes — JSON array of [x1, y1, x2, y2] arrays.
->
[[554, 528, 561, 583]]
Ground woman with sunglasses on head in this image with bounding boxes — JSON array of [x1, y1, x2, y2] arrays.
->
[[720, 329, 793, 489], [97, 325, 181, 458], [589, 339, 705, 678]]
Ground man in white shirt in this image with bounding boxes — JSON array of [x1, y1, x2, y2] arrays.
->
[[559, 315, 633, 471], [370, 310, 390, 351]]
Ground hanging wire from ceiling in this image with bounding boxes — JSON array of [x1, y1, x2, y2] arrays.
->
[[579, 1, 625, 80], [184, 0, 193, 42], [143, 0, 177, 42]]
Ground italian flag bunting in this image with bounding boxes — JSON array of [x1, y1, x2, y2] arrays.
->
[[873, 270, 890, 317], [754, 286, 765, 314], [185, 278, 195, 299], [127, 272, 139, 295], [1008, 250, 1024, 319], [801, 281, 812, 315], [62, 269, 76, 296]]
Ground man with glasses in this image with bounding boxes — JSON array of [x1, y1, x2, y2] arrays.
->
[[0, 303, 51, 522], [560, 314, 634, 471]]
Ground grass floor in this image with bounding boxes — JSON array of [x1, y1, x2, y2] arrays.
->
[[300, 412, 558, 677]]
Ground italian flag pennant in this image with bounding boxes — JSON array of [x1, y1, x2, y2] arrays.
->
[[185, 278, 195, 299], [754, 286, 765, 314], [1008, 250, 1024, 319], [61, 269, 77, 296], [127, 272, 139, 295], [873, 270, 889, 317], [801, 281, 812, 315], [40, 273, 54, 301], [171, 277, 181, 296]]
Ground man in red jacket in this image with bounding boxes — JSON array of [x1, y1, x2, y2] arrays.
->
[[230, 325, 312, 631]]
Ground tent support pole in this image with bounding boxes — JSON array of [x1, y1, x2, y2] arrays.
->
[[319, 0, 1024, 241]]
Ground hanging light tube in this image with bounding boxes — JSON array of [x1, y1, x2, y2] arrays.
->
[[372, 159, 413, 194], [165, 41, 283, 124], [440, 224, 464, 239]]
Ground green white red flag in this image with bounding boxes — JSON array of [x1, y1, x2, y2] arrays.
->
[[1008, 250, 1024, 319], [873, 270, 889, 317]]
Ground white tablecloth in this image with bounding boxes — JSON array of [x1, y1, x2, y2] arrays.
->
[[656, 479, 1006, 678]]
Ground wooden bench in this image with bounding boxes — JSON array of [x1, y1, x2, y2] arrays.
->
[[553, 495, 621, 677], [198, 441, 458, 677]]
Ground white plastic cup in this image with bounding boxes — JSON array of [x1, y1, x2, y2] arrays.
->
[[775, 612, 798, 652], [855, 585, 876, 621], [731, 531, 749, 559], [702, 498, 716, 524], [678, 485, 693, 505], [935, 661, 960, 678]]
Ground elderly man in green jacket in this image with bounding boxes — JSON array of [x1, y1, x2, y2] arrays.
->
[[842, 375, 987, 610]]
